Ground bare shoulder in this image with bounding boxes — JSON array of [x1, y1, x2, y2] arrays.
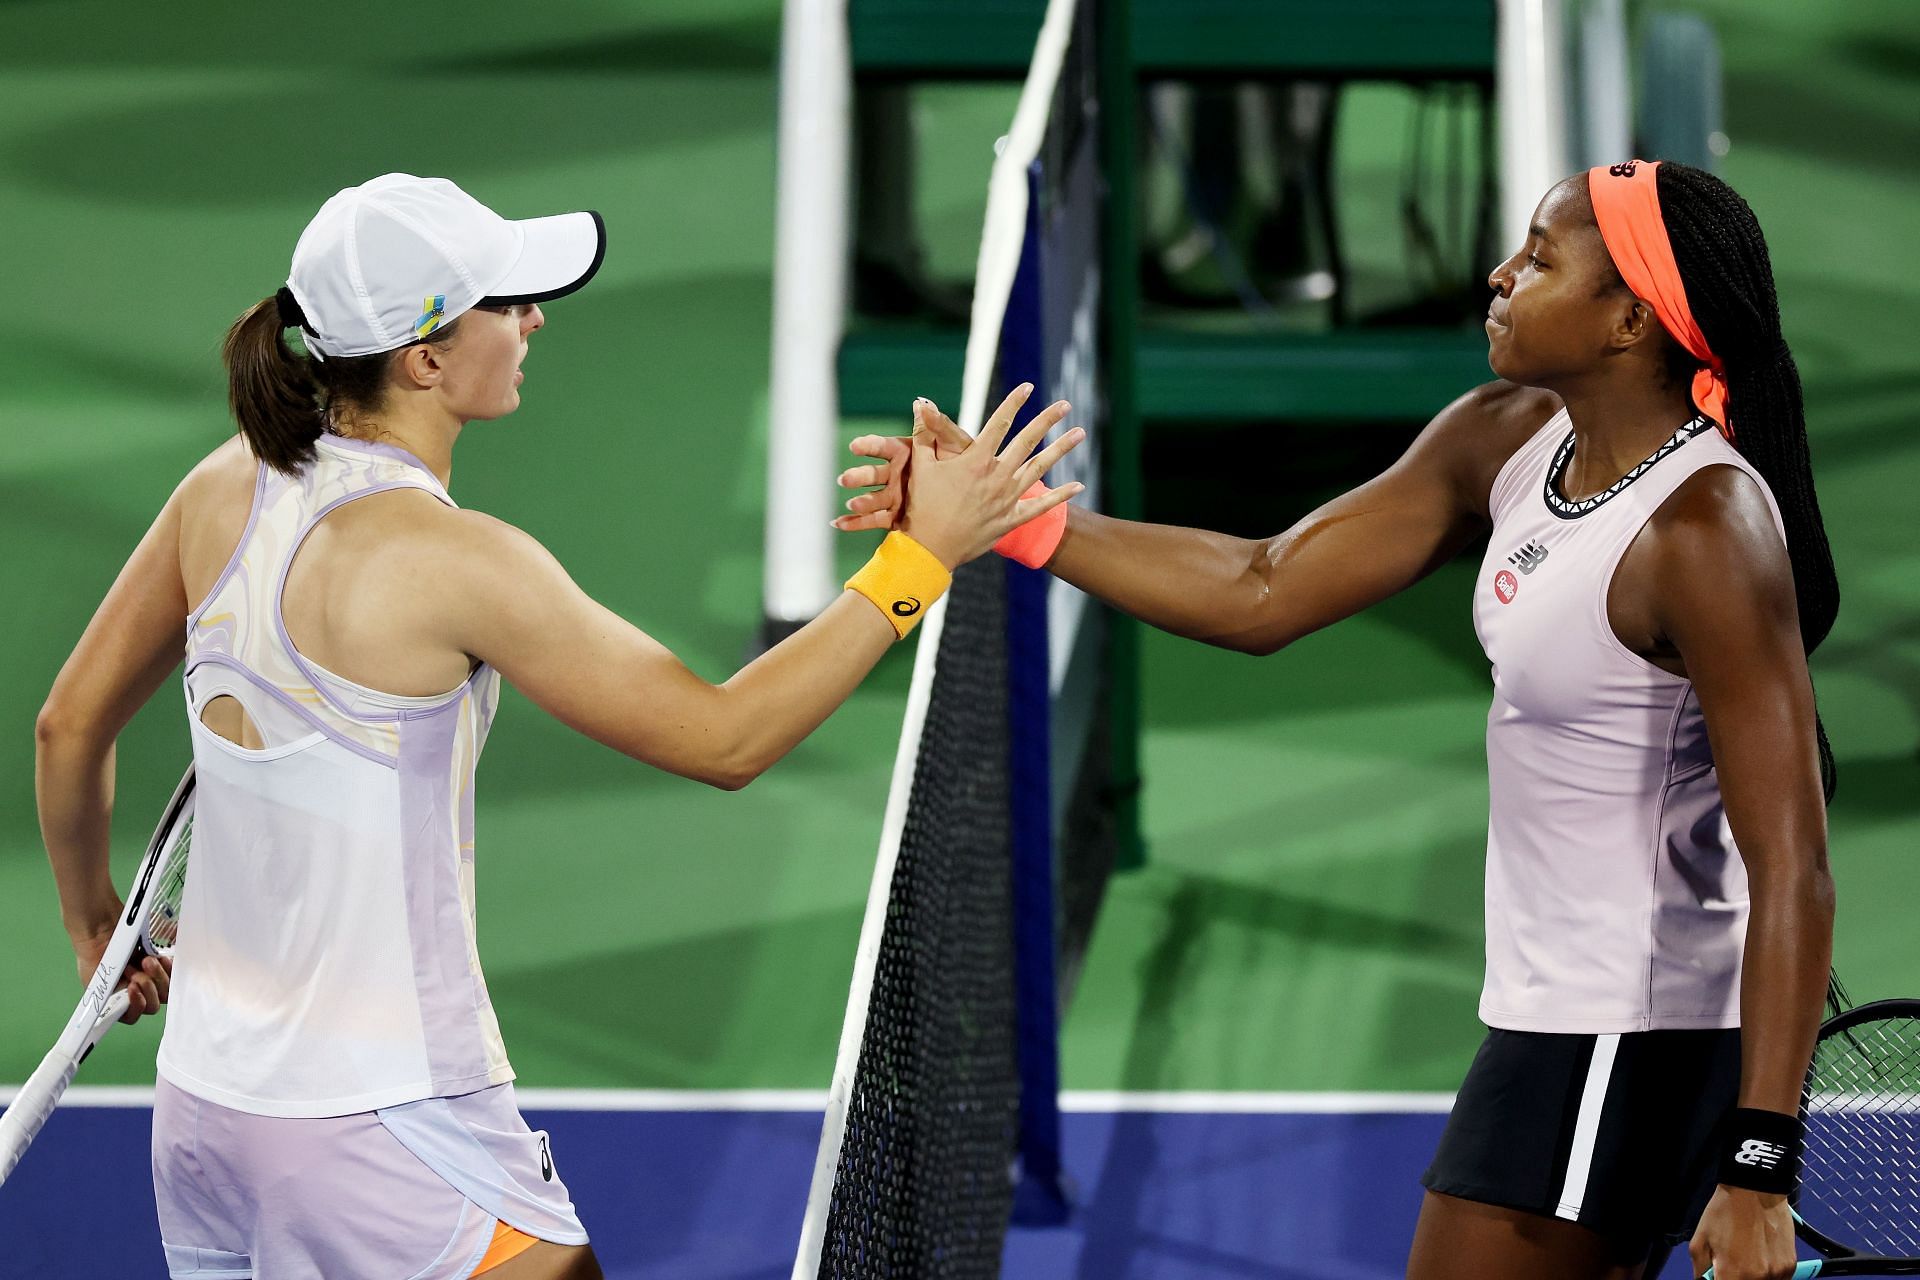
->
[[1653, 461, 1775, 527], [384, 504, 597, 664], [1647, 463, 1791, 581], [428, 504, 557, 564], [1406, 380, 1562, 518], [1426, 380, 1560, 447], [174, 435, 263, 604], [1635, 463, 1796, 644], [174, 434, 258, 510], [390, 502, 573, 597]]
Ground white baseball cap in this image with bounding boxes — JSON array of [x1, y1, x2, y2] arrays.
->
[[282, 173, 605, 358]]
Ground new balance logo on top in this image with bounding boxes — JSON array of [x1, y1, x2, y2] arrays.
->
[[1732, 1139, 1785, 1170], [1507, 540, 1549, 575]]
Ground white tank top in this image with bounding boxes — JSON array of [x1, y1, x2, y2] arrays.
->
[[159, 433, 511, 1117], [1473, 407, 1786, 1034]]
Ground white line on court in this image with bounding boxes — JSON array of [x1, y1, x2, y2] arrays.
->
[[517, 1089, 832, 1112], [1063, 1091, 1455, 1114], [0, 1086, 1454, 1113], [0, 1085, 158, 1108]]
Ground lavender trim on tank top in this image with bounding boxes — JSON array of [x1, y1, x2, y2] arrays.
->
[[316, 431, 451, 500], [1544, 414, 1714, 520], [185, 652, 397, 767], [186, 463, 269, 629]]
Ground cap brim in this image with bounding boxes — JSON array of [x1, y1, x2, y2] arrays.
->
[[479, 210, 606, 306]]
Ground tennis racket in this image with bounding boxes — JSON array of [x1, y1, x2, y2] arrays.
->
[[0, 765, 194, 1188], [1704, 998, 1920, 1278]]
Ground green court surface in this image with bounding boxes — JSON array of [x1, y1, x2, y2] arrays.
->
[[1, 0, 1915, 1099]]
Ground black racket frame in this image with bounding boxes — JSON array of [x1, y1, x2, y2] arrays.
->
[[1792, 998, 1920, 1275]]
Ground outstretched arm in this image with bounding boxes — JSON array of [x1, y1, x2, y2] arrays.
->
[[442, 391, 1084, 790], [840, 382, 1555, 654]]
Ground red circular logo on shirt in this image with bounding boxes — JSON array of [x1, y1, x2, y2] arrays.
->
[[1494, 569, 1518, 604]]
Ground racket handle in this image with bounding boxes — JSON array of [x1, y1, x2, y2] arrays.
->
[[0, 1047, 83, 1187], [1700, 1264, 1823, 1279], [0, 989, 127, 1187]]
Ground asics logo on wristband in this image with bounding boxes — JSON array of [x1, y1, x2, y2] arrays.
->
[[892, 597, 922, 618], [1733, 1138, 1786, 1169]]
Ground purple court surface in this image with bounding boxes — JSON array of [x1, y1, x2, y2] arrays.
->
[[0, 1097, 1712, 1278]]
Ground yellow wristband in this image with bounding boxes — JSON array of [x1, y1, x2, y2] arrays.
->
[[846, 532, 952, 638]]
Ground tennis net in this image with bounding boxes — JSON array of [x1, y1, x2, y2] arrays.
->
[[793, 0, 1114, 1273]]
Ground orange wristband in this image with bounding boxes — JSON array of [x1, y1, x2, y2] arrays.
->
[[994, 482, 1069, 569], [845, 531, 952, 638]]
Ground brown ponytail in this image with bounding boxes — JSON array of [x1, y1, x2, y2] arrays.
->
[[222, 299, 464, 474], [223, 297, 325, 476]]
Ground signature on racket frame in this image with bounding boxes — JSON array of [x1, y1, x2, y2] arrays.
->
[[0, 765, 194, 1188]]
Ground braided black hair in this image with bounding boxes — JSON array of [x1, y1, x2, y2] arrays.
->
[[1655, 163, 1846, 1014], [1654, 162, 1840, 800]]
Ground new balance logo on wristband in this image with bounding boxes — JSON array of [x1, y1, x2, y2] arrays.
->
[[1719, 1109, 1802, 1194], [1732, 1138, 1786, 1170]]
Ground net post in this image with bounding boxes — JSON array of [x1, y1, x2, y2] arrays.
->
[[1495, 0, 1571, 253], [762, 0, 852, 638], [1573, 0, 1630, 168]]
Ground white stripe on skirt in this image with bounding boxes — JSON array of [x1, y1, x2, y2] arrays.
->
[[1555, 1032, 1621, 1220]]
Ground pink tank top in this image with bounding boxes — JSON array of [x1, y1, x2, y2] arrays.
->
[[1472, 407, 1786, 1033]]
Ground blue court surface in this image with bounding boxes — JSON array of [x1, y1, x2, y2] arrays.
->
[[0, 1091, 1722, 1278]]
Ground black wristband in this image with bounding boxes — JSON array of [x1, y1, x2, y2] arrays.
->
[[1717, 1107, 1803, 1194]]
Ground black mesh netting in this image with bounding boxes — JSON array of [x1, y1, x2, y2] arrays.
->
[[1799, 1007, 1920, 1256], [819, 558, 1022, 1278]]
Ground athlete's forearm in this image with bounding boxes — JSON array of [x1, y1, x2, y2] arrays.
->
[[850, 393, 1492, 653], [1735, 857, 1835, 1116], [1045, 509, 1291, 654], [34, 718, 120, 944], [1047, 496, 1473, 655], [713, 590, 900, 788]]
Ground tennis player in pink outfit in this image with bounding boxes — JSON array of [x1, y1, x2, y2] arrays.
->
[[845, 161, 1838, 1280], [35, 173, 1083, 1279]]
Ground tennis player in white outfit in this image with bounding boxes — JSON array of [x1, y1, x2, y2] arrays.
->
[[35, 173, 1084, 1279]]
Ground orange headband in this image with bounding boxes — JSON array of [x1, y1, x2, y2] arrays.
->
[[1587, 159, 1731, 439]]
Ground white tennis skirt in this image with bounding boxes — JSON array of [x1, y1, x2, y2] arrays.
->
[[152, 1076, 588, 1279]]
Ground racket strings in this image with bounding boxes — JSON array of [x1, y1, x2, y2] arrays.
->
[[1801, 1014, 1920, 1256], [142, 816, 192, 955]]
